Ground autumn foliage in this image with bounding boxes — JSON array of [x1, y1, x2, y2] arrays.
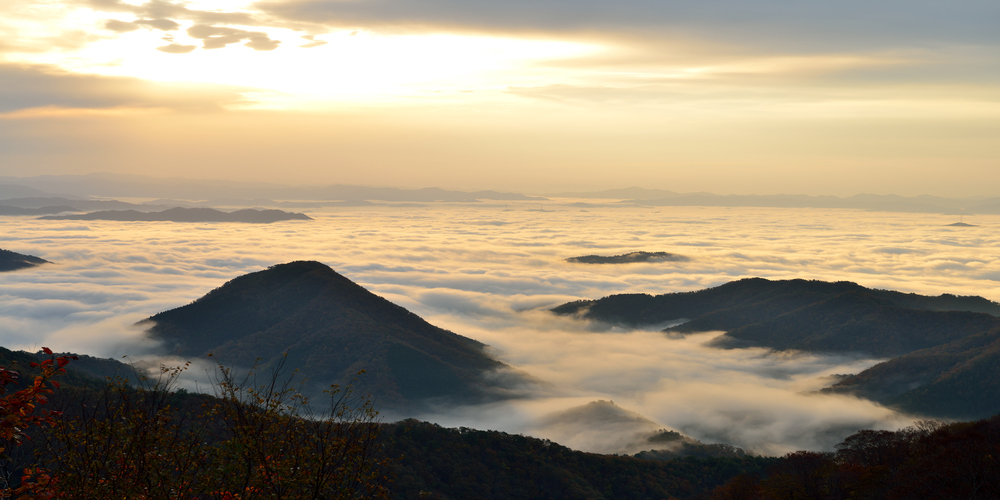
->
[[1, 351, 389, 500], [709, 419, 1000, 500], [0, 347, 76, 499]]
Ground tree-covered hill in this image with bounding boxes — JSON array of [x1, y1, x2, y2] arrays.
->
[[566, 251, 688, 264], [552, 278, 1000, 419], [552, 278, 1000, 357], [1, 345, 774, 499], [384, 419, 775, 500], [713, 291, 1000, 357], [0, 248, 49, 272], [708, 416, 1000, 499], [827, 327, 1000, 419], [3, 345, 997, 498], [141, 261, 526, 411]]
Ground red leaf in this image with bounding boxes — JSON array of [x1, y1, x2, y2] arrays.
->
[[41, 347, 53, 355]]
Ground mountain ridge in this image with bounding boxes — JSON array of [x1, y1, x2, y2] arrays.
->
[[825, 327, 1000, 419], [140, 261, 523, 411], [553, 278, 1000, 418], [554, 278, 1000, 356], [0, 248, 49, 272], [40, 207, 311, 223]]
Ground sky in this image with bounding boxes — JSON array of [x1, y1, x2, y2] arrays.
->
[[3, 205, 998, 453], [2, 0, 999, 195]]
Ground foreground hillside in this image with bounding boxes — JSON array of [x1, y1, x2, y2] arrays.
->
[[385, 420, 774, 500], [0, 347, 772, 499], [141, 261, 524, 411], [708, 416, 1000, 500], [4, 347, 999, 499]]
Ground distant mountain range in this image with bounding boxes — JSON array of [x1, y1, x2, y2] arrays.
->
[[553, 278, 1000, 419], [3, 176, 1000, 215], [0, 175, 542, 202], [550, 187, 682, 200], [0, 196, 166, 212], [0, 248, 49, 272], [39, 207, 311, 223], [0, 205, 78, 215], [623, 193, 1000, 215], [550, 187, 1000, 215], [0, 184, 58, 199], [140, 261, 527, 411]]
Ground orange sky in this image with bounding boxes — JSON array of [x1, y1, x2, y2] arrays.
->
[[2, 0, 998, 195]]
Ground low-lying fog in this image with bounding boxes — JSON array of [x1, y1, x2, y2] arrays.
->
[[2, 203, 998, 455]]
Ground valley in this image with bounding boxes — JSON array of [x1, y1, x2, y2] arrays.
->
[[3, 204, 999, 453], [3, 201, 1000, 497]]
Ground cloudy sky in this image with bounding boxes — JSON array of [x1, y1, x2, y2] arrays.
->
[[2, 0, 998, 194]]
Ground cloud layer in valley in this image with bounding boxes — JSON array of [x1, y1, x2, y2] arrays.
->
[[2, 204, 999, 453]]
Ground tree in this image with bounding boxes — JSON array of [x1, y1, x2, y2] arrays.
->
[[708, 473, 761, 500], [39, 356, 389, 499], [0, 347, 76, 499], [205, 361, 388, 499]]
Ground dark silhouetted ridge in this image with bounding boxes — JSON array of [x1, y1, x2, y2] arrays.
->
[[827, 327, 1000, 419], [0, 248, 49, 272], [554, 278, 1000, 418], [554, 278, 1000, 357], [39, 207, 311, 223], [0, 205, 78, 215], [141, 261, 517, 411], [566, 251, 689, 264]]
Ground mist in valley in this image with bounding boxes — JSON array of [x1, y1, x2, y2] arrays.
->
[[2, 203, 998, 455]]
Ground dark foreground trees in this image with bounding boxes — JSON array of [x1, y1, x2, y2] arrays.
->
[[1, 352, 390, 500], [7, 348, 1000, 499], [709, 418, 1000, 500], [0, 347, 74, 498]]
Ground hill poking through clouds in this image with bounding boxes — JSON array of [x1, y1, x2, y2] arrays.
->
[[554, 278, 1000, 419], [139, 261, 527, 412], [554, 278, 1000, 357], [566, 251, 689, 264], [0, 248, 49, 272], [826, 327, 1000, 419]]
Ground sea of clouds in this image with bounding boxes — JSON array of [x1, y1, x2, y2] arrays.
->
[[2, 203, 999, 455]]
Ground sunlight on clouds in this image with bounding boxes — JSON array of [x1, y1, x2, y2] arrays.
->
[[0, 106, 169, 119], [711, 53, 914, 76], [0, 1, 112, 54], [4, 0, 996, 120], [182, 0, 256, 10], [9, 3, 601, 106], [2, 206, 1000, 452]]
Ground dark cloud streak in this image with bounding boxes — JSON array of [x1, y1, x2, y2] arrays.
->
[[259, 0, 1000, 52], [0, 64, 258, 113], [186, 25, 281, 51], [156, 43, 198, 54]]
